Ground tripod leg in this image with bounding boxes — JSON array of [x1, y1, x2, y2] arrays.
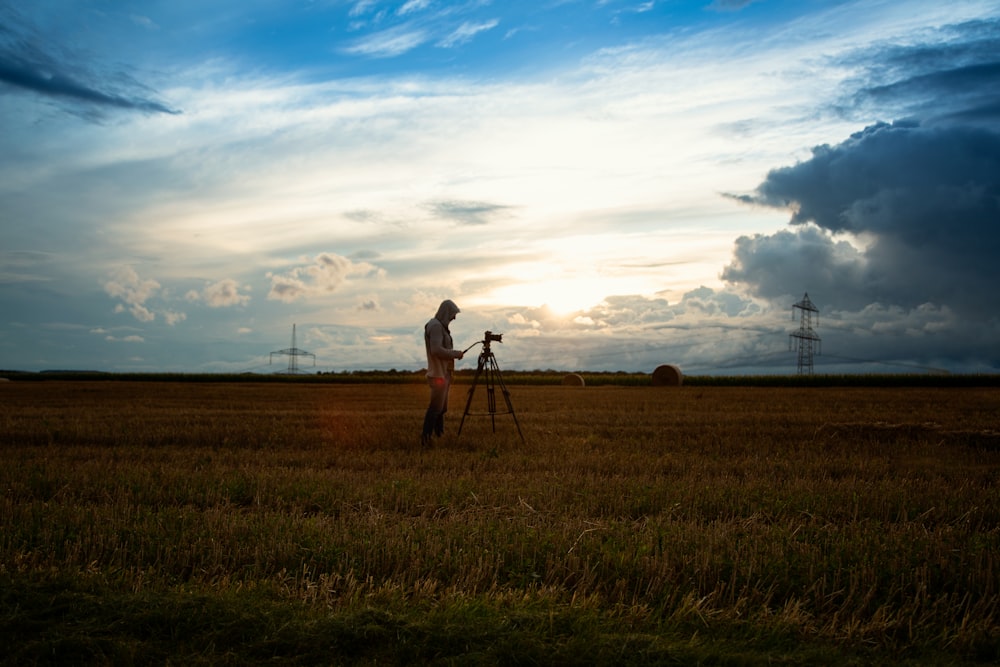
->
[[503, 389, 525, 443], [488, 355, 526, 443], [458, 350, 525, 444], [458, 353, 486, 437], [486, 360, 498, 432]]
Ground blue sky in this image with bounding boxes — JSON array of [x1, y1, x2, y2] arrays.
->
[[2, 0, 999, 374]]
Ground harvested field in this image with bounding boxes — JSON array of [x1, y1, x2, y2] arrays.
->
[[1, 381, 998, 664]]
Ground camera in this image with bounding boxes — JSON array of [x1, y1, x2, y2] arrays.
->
[[485, 330, 503, 343]]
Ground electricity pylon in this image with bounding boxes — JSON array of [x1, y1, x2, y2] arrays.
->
[[270, 324, 315, 373], [789, 293, 821, 374]]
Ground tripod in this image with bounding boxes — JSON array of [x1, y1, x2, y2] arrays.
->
[[458, 333, 525, 442]]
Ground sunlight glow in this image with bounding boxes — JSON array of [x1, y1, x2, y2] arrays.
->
[[486, 276, 622, 316]]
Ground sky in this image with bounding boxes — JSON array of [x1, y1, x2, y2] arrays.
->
[[1, 0, 999, 375]]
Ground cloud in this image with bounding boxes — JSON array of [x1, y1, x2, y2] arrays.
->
[[342, 24, 429, 57], [0, 251, 53, 284], [0, 59, 179, 117], [267, 253, 381, 303], [398, 0, 432, 17], [722, 226, 869, 308], [712, 15, 1000, 372], [437, 19, 499, 48], [427, 199, 513, 225], [0, 11, 179, 118], [349, 0, 380, 18], [104, 267, 161, 323], [342, 3, 500, 57], [856, 62, 1000, 120], [186, 279, 251, 308], [836, 18, 1000, 126], [103, 267, 190, 325], [105, 334, 145, 343], [162, 311, 187, 326], [479, 287, 784, 373], [725, 120, 1000, 319], [708, 0, 760, 11]]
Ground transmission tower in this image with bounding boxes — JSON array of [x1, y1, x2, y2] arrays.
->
[[270, 324, 315, 374], [789, 293, 821, 375]]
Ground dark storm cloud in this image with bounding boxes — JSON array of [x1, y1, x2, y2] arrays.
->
[[0, 10, 178, 118], [725, 16, 1000, 314], [722, 226, 870, 308], [718, 16, 1000, 371], [724, 121, 1000, 317]]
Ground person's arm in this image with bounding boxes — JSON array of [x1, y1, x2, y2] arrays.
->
[[426, 320, 463, 360]]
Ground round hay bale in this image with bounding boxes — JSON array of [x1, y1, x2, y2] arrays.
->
[[561, 373, 585, 387], [651, 364, 683, 387]]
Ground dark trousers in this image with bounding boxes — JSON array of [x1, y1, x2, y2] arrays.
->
[[422, 376, 450, 438]]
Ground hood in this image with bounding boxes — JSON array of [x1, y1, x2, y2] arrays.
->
[[434, 299, 460, 322]]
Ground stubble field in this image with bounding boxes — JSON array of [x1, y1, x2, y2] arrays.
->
[[1, 380, 998, 665]]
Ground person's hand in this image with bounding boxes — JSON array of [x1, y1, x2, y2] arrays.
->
[[456, 351, 464, 360]]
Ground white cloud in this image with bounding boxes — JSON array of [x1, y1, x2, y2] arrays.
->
[[398, 0, 432, 16], [102, 267, 192, 325], [267, 253, 382, 303], [437, 19, 499, 48], [163, 311, 187, 326], [104, 267, 161, 323], [349, 0, 378, 17], [105, 334, 145, 343], [186, 278, 251, 308], [342, 25, 428, 57]]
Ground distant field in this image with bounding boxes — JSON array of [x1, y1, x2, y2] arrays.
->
[[2, 381, 998, 665]]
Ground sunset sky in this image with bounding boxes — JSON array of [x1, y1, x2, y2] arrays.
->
[[2, 0, 999, 374]]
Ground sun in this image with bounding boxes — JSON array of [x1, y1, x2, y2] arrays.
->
[[488, 278, 607, 317]]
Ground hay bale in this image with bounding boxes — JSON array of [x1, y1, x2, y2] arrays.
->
[[561, 373, 585, 387], [651, 364, 683, 387]]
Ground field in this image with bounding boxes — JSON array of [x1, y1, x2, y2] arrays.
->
[[1, 379, 999, 665]]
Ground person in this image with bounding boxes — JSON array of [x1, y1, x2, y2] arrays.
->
[[422, 299, 464, 447]]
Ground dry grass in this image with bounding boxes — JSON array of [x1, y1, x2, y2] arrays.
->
[[1, 381, 998, 663]]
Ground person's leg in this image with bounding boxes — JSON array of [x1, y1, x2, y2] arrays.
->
[[434, 377, 451, 436], [422, 377, 448, 444]]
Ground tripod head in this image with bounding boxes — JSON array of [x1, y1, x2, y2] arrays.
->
[[482, 330, 502, 353], [463, 330, 503, 356]]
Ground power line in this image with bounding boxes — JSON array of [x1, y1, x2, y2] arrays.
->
[[820, 353, 949, 374]]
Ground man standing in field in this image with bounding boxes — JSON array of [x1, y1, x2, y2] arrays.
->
[[422, 299, 464, 447]]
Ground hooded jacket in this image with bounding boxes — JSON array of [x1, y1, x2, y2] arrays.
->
[[424, 300, 462, 378]]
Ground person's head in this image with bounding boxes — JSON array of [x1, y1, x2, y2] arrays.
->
[[435, 299, 460, 323]]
